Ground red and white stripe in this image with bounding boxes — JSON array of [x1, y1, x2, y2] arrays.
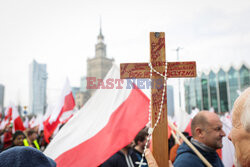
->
[[44, 65, 150, 167], [12, 105, 25, 131], [43, 78, 75, 143], [0, 104, 25, 131]]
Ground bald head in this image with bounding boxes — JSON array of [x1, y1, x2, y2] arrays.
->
[[191, 111, 220, 137]]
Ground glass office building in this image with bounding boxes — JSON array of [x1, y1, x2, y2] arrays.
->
[[184, 64, 250, 113], [29, 60, 48, 115]]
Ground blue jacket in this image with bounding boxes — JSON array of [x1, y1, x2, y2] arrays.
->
[[173, 142, 224, 167]]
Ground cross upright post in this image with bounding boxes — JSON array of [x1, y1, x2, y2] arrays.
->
[[120, 32, 196, 167]]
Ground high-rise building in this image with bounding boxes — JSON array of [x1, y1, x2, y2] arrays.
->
[[87, 26, 114, 96], [167, 85, 175, 117], [0, 84, 4, 114], [184, 63, 249, 114], [29, 60, 48, 115], [72, 87, 80, 99], [75, 25, 114, 107], [80, 76, 87, 92]]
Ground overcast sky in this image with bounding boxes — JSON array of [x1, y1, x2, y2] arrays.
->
[[0, 0, 250, 110]]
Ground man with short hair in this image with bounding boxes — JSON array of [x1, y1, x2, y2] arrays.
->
[[228, 87, 250, 167], [132, 129, 149, 167], [174, 111, 225, 167], [101, 142, 136, 167]]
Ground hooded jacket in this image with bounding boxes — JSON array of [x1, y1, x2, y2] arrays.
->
[[173, 141, 224, 167], [0, 146, 56, 167], [101, 149, 137, 167]]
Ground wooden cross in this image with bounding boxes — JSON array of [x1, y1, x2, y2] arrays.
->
[[120, 32, 196, 167]]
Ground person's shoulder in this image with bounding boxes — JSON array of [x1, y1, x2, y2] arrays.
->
[[174, 151, 204, 167], [101, 152, 123, 167]]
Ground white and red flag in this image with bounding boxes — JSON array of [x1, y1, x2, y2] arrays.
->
[[0, 106, 11, 129], [29, 116, 36, 128], [12, 105, 25, 131], [43, 78, 75, 143], [23, 116, 29, 129], [0, 104, 25, 131], [44, 65, 150, 167], [4, 106, 12, 122]]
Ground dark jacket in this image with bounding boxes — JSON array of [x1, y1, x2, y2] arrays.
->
[[101, 149, 136, 167], [0, 146, 56, 167], [131, 148, 148, 167], [173, 142, 224, 167]]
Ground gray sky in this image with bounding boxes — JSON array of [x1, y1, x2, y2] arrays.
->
[[0, 0, 250, 109]]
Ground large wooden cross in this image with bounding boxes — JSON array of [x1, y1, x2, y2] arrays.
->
[[120, 32, 196, 167]]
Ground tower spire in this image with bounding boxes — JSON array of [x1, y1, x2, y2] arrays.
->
[[98, 16, 104, 41]]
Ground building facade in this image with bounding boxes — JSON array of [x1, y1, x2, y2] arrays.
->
[[72, 87, 80, 99], [86, 27, 114, 96], [80, 76, 87, 92], [0, 84, 4, 114], [184, 64, 250, 114], [29, 60, 48, 115], [75, 26, 114, 107]]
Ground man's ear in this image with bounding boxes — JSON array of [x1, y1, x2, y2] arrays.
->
[[195, 127, 203, 138]]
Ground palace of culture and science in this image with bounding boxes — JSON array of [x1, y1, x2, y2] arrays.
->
[[75, 26, 114, 109]]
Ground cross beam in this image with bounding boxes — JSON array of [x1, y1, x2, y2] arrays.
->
[[120, 32, 196, 167]]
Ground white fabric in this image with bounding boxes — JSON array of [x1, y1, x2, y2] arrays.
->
[[43, 104, 54, 121], [175, 108, 191, 132], [190, 108, 199, 119], [29, 116, 36, 128], [221, 115, 235, 167], [44, 64, 150, 159], [12, 106, 19, 120], [23, 117, 29, 128], [49, 78, 72, 123]]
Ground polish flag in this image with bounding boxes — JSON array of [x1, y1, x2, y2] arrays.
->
[[175, 108, 192, 134], [43, 78, 75, 143], [44, 65, 150, 167], [29, 116, 36, 128], [30, 115, 44, 131], [23, 116, 29, 129], [4, 106, 12, 122], [183, 108, 201, 136], [12, 106, 25, 131], [0, 106, 12, 129]]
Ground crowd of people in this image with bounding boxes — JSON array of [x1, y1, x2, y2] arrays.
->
[[146, 87, 250, 167], [0, 125, 48, 152], [0, 87, 249, 167]]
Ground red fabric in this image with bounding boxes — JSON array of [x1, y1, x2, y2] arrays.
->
[[168, 125, 172, 139], [3, 132, 12, 149], [14, 116, 25, 131], [170, 144, 180, 163], [55, 88, 149, 167], [43, 92, 75, 143], [4, 108, 12, 121], [216, 149, 222, 159]]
